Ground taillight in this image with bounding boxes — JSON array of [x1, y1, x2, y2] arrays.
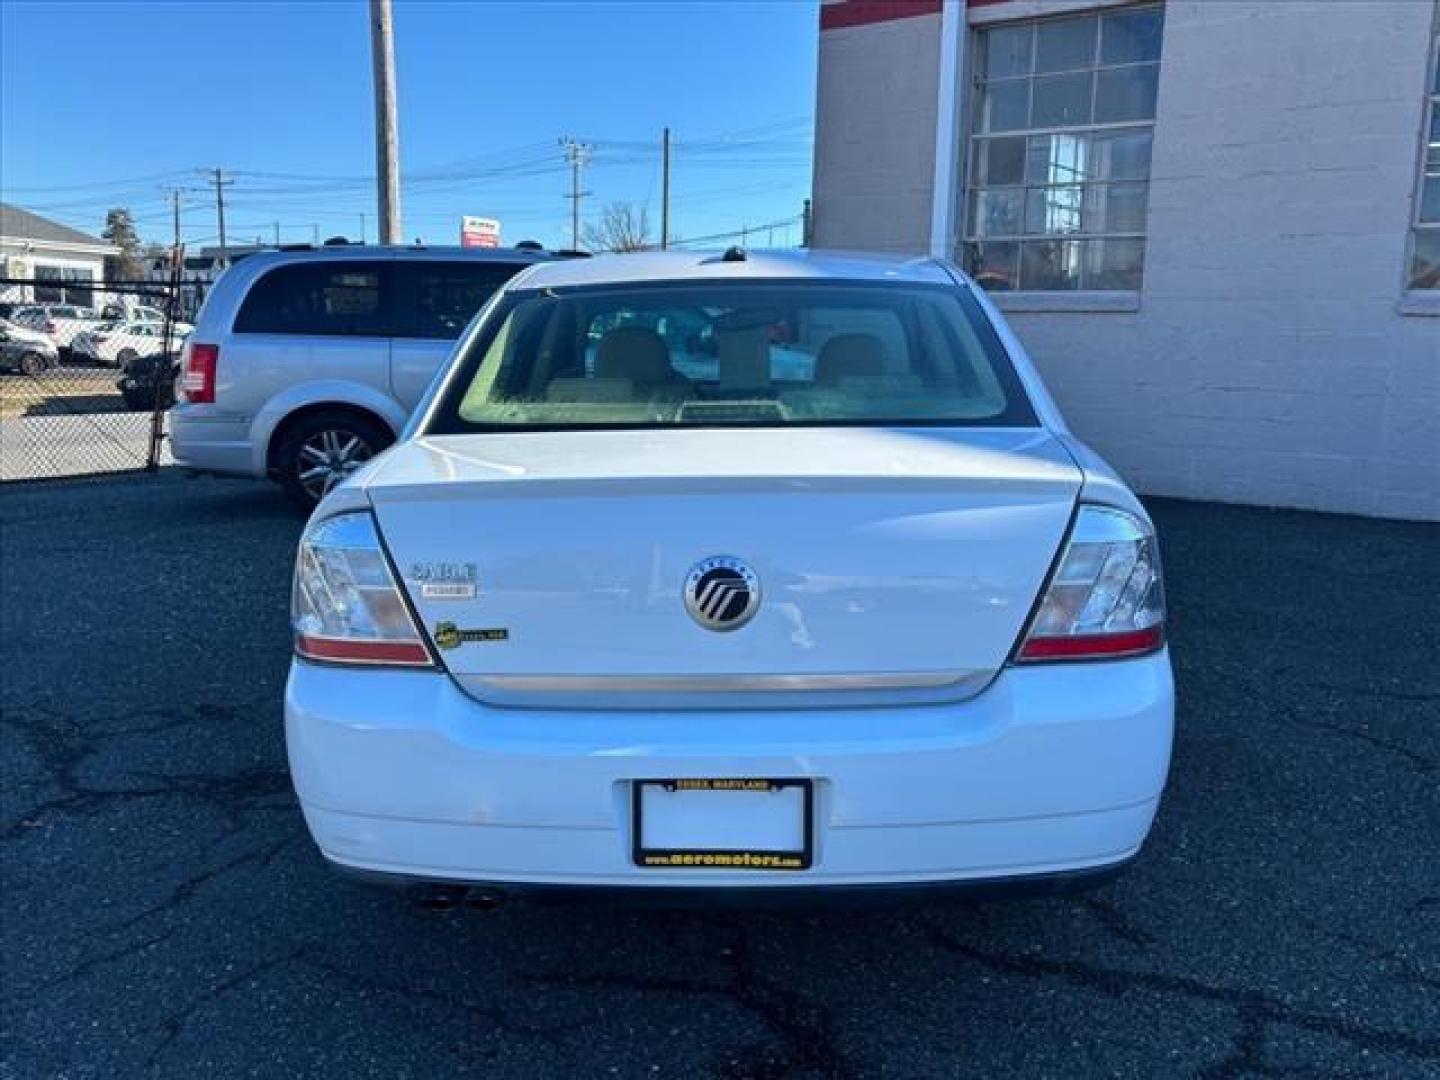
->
[[1017, 505, 1165, 663], [181, 342, 218, 403], [292, 512, 433, 667]]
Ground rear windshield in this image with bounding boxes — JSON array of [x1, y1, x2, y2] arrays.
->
[[426, 282, 1036, 432]]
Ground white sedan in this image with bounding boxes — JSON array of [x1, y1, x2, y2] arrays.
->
[[282, 249, 1173, 902], [71, 321, 183, 368]]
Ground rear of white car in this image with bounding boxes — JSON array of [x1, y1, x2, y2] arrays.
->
[[14, 304, 98, 352], [285, 251, 1173, 898]]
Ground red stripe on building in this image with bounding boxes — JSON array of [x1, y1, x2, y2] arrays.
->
[[820, 0, 943, 32]]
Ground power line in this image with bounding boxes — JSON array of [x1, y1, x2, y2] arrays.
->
[[669, 214, 803, 249]]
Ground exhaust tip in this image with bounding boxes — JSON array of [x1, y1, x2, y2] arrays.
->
[[413, 884, 467, 913], [464, 888, 505, 912]]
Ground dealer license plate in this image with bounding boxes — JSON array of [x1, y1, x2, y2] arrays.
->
[[632, 778, 813, 871]]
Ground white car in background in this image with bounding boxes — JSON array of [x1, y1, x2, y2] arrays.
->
[[286, 249, 1174, 903], [100, 301, 193, 337], [71, 320, 185, 368], [12, 303, 100, 354]]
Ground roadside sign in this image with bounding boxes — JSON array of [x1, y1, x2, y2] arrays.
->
[[460, 216, 501, 248]]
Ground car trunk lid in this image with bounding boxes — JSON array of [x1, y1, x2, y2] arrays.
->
[[366, 428, 1081, 708]]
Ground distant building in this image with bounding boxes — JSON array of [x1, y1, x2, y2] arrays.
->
[[811, 0, 1439, 520], [144, 244, 270, 318], [0, 203, 119, 309]]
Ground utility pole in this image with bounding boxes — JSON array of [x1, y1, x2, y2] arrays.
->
[[801, 198, 813, 247], [312, 223, 320, 245], [660, 127, 671, 250], [559, 137, 592, 250], [197, 168, 233, 263], [161, 187, 186, 255], [369, 0, 402, 244], [273, 222, 281, 246], [359, 212, 367, 243]]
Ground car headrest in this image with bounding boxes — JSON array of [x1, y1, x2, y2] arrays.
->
[[594, 327, 674, 385], [815, 333, 886, 384]]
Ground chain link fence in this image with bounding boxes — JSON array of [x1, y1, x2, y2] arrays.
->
[[0, 272, 190, 481]]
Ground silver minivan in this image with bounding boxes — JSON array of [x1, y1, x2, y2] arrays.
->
[[169, 245, 555, 506]]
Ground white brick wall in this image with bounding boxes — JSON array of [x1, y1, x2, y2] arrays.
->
[[812, 12, 941, 254], [1003, 0, 1440, 520]]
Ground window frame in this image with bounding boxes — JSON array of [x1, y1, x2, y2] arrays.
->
[[1404, 24, 1440, 297], [960, 3, 1164, 297]]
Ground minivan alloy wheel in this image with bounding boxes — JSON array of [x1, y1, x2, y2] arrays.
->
[[297, 429, 374, 499]]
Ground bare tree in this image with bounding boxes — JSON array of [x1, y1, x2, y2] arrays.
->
[[583, 202, 652, 253]]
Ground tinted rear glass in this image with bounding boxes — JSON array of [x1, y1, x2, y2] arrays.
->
[[399, 261, 524, 339], [234, 261, 389, 336], [428, 281, 1036, 432]]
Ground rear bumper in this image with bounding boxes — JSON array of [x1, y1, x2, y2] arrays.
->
[[168, 407, 262, 477], [286, 650, 1174, 890], [332, 855, 1136, 908]]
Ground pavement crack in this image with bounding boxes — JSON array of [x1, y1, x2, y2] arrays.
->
[[1313, 683, 1440, 705], [303, 953, 593, 1049], [529, 917, 855, 1079], [1277, 713, 1435, 773], [1, 702, 292, 838], [143, 943, 316, 1067], [925, 924, 1439, 1064], [3, 925, 178, 1001], [83, 834, 300, 939], [1296, 918, 1440, 995], [1081, 896, 1155, 950]]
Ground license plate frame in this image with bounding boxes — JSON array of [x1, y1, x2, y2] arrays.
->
[[631, 778, 814, 871]]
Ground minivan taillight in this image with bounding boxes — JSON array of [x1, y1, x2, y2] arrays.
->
[[182, 343, 218, 404], [1016, 505, 1165, 663]]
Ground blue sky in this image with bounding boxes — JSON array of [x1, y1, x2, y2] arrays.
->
[[0, 0, 818, 250]]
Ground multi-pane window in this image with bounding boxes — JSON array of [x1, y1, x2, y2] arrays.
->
[[33, 265, 95, 307], [963, 5, 1164, 292], [1408, 30, 1439, 290]]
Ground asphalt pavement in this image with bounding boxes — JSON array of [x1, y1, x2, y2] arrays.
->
[[2, 472, 1437, 1078]]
